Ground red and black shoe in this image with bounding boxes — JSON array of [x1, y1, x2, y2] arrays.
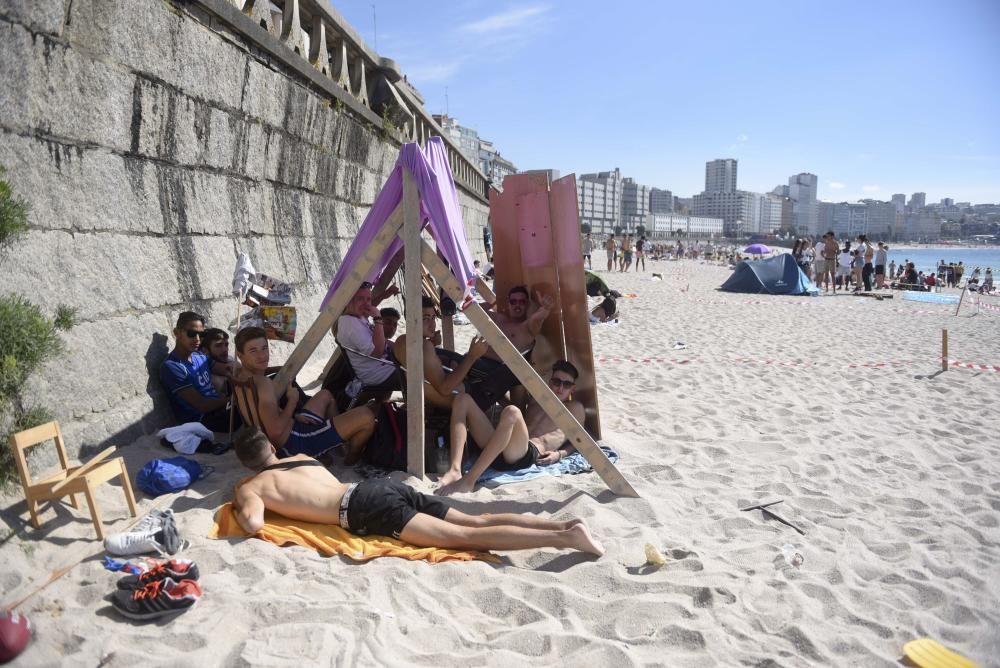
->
[[117, 559, 200, 591], [111, 578, 203, 620]]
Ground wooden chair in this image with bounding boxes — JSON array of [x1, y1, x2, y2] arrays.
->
[[8, 421, 137, 540]]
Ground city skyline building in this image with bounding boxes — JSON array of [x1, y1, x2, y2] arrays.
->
[[578, 168, 624, 235], [705, 158, 738, 193], [621, 178, 652, 231], [908, 192, 927, 210], [787, 173, 819, 235], [650, 187, 674, 214]]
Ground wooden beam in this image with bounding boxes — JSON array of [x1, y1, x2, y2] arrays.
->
[[403, 169, 425, 478], [475, 277, 496, 306], [441, 312, 455, 351], [420, 240, 638, 498], [274, 204, 404, 390]]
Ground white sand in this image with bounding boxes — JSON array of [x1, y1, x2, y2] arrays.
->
[[2, 258, 999, 666]]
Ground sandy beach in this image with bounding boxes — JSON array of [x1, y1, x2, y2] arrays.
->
[[2, 257, 999, 667]]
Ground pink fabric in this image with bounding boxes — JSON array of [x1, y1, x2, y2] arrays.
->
[[319, 138, 477, 311]]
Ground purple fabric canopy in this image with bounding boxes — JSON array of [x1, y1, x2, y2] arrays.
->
[[319, 137, 477, 311]]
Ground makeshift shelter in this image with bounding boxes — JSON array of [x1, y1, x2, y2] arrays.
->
[[720, 254, 819, 295], [274, 138, 635, 497]]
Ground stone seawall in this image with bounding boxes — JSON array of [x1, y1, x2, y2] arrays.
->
[[0, 0, 489, 456]]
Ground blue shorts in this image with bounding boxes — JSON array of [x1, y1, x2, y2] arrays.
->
[[279, 409, 344, 458]]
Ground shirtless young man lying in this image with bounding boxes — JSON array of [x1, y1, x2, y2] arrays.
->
[[436, 360, 586, 496], [232, 429, 603, 555]]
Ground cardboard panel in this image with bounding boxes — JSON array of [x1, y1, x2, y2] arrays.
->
[[515, 190, 565, 378], [549, 174, 602, 439]]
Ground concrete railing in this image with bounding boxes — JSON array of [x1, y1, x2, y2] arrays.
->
[[187, 0, 489, 203]]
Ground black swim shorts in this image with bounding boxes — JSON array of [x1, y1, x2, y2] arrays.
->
[[481, 441, 539, 471], [345, 479, 450, 539]]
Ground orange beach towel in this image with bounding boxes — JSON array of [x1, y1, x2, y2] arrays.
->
[[209, 502, 496, 563]]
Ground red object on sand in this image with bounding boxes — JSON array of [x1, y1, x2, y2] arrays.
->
[[0, 609, 32, 663]]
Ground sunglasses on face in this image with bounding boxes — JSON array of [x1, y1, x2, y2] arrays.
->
[[186, 330, 203, 339], [549, 377, 575, 390]]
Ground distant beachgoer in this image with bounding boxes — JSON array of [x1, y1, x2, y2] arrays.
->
[[858, 235, 874, 291], [838, 242, 853, 290], [801, 240, 815, 281], [983, 268, 994, 293], [851, 249, 864, 293], [590, 296, 617, 323], [582, 234, 593, 269], [818, 232, 839, 293], [635, 236, 647, 272], [874, 242, 888, 289], [888, 259, 897, 280], [954, 262, 965, 286], [605, 234, 616, 271]]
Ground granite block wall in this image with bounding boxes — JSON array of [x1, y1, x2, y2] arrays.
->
[[0, 0, 489, 455]]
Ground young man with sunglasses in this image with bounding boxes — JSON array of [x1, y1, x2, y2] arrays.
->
[[159, 311, 232, 431], [436, 360, 585, 496]]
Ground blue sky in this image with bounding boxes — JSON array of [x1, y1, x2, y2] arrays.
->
[[336, 0, 1000, 204]]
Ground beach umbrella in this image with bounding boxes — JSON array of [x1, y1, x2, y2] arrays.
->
[[743, 243, 770, 255]]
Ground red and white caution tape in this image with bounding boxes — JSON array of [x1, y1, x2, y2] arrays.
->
[[947, 360, 1000, 373], [594, 356, 999, 373]]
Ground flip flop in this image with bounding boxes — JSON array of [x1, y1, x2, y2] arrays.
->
[[902, 638, 980, 668]]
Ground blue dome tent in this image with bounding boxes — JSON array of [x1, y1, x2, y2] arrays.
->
[[720, 254, 819, 295]]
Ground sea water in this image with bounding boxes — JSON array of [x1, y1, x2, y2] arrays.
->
[[887, 247, 1000, 275]]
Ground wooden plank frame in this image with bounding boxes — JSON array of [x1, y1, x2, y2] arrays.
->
[[421, 240, 638, 498], [402, 169, 426, 477]]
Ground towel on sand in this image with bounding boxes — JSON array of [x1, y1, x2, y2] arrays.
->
[[478, 445, 620, 486], [209, 503, 495, 563]]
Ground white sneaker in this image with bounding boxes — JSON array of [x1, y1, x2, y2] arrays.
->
[[132, 508, 172, 534], [105, 509, 182, 555], [104, 529, 167, 556]]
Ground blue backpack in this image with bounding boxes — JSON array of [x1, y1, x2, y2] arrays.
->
[[137, 456, 204, 497]]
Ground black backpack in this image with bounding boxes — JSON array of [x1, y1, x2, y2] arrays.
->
[[362, 402, 407, 471]]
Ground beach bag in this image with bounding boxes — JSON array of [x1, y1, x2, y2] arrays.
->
[[137, 456, 203, 497], [362, 403, 407, 471]]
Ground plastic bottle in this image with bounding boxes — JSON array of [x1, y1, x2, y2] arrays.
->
[[781, 544, 804, 568], [434, 435, 450, 474]]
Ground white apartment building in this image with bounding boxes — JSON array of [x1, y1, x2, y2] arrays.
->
[[705, 159, 738, 193], [578, 169, 623, 235], [691, 190, 760, 236], [787, 173, 819, 235]]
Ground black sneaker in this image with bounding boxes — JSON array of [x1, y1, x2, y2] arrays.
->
[[117, 560, 200, 591], [111, 577, 203, 620]]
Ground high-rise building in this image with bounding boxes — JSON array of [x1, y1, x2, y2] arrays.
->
[[940, 197, 954, 207], [821, 199, 905, 239], [621, 178, 653, 232], [705, 159, 738, 193], [578, 169, 623, 234], [650, 188, 673, 214], [908, 192, 927, 210], [758, 194, 785, 234], [891, 194, 906, 214], [691, 190, 759, 236], [787, 173, 819, 235]]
